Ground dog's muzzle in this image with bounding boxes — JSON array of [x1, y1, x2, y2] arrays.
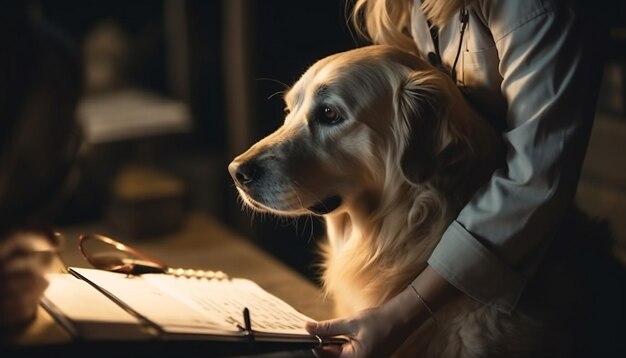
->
[[229, 159, 342, 215], [228, 160, 260, 191]]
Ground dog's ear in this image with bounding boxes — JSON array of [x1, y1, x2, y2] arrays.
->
[[397, 70, 449, 185]]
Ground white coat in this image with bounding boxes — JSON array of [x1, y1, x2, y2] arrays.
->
[[412, 0, 606, 313]]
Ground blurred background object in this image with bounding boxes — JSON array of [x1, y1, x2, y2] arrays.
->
[[0, 0, 83, 231], [8, 0, 623, 281], [83, 20, 130, 94], [107, 164, 185, 239], [0, 0, 82, 330], [576, 19, 626, 264]]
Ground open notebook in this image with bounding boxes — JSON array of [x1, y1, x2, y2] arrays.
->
[[42, 267, 342, 345]]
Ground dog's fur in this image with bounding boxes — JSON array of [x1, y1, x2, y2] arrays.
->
[[229, 45, 583, 357]]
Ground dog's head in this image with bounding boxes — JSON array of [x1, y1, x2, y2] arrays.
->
[[229, 45, 481, 217]]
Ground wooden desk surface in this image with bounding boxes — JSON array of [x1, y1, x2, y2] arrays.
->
[[8, 212, 335, 347]]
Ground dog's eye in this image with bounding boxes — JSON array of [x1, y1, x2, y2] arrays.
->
[[318, 106, 343, 125], [284, 107, 290, 115]]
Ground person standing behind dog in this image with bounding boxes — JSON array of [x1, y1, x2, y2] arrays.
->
[[305, 0, 610, 356], [0, 3, 82, 330]]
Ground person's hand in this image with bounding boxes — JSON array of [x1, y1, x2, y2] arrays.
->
[[306, 288, 430, 358], [306, 306, 403, 358], [0, 231, 57, 329]]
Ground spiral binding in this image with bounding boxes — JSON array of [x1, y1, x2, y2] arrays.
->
[[165, 267, 229, 280]]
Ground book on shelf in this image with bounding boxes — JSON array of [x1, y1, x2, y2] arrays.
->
[[41, 267, 343, 346]]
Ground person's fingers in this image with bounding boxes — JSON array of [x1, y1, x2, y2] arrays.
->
[[0, 233, 52, 260], [0, 234, 56, 273], [0, 236, 51, 330], [0, 270, 48, 302], [312, 344, 343, 358], [0, 266, 48, 298], [2, 254, 49, 273], [0, 292, 40, 316], [306, 318, 354, 337], [0, 294, 40, 328], [0, 271, 48, 328]]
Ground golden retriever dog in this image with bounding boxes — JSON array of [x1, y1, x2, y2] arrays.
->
[[228, 45, 581, 357]]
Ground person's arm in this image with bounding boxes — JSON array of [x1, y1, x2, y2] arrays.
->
[[427, 0, 605, 313], [307, 265, 458, 358]]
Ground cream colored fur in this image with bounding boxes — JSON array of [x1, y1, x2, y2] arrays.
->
[[350, 0, 477, 54], [229, 45, 574, 357]]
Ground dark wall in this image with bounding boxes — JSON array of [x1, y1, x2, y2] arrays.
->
[[186, 0, 225, 152], [249, 0, 358, 135]]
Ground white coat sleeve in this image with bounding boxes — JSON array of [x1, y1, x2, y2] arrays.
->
[[427, 2, 603, 313]]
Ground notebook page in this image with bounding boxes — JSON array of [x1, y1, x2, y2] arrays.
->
[[142, 274, 315, 336], [43, 273, 140, 324], [70, 267, 236, 334]]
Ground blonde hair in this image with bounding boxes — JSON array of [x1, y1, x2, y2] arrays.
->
[[350, 0, 469, 53]]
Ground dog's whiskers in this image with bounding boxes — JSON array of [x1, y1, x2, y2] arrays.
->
[[256, 78, 290, 101], [289, 181, 306, 209], [256, 77, 290, 89], [289, 180, 317, 243], [305, 215, 316, 243], [267, 90, 285, 100]]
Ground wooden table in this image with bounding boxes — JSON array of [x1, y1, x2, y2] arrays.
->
[[4, 212, 335, 356]]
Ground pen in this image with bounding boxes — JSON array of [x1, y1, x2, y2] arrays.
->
[[243, 307, 251, 331], [243, 307, 254, 342]]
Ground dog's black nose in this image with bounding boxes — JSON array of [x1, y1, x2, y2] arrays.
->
[[228, 160, 261, 188]]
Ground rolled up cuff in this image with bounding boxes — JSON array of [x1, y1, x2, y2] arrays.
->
[[427, 221, 525, 314]]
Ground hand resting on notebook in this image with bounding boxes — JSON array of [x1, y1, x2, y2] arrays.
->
[[0, 231, 57, 329]]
